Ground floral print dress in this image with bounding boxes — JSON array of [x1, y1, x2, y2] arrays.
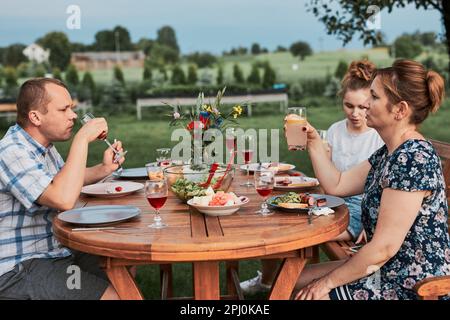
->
[[329, 139, 450, 300]]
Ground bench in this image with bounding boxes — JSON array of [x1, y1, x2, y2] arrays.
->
[[321, 139, 450, 270], [136, 93, 289, 120], [0, 103, 17, 119]]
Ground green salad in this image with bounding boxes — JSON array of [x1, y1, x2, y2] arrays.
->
[[171, 178, 207, 201], [270, 192, 302, 205]]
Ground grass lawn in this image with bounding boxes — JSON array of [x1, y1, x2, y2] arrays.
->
[[1, 98, 449, 299], [79, 47, 448, 86]]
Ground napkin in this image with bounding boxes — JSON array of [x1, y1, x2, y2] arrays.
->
[[311, 207, 335, 216]]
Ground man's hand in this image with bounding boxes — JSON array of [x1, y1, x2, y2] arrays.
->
[[294, 276, 334, 300], [76, 118, 108, 143], [102, 139, 125, 173]]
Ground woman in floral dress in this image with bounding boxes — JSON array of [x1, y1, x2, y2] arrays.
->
[[293, 59, 450, 300]]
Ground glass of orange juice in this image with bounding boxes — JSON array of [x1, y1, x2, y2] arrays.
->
[[285, 107, 307, 150]]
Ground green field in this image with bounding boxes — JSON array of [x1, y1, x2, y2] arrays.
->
[[79, 47, 448, 86]]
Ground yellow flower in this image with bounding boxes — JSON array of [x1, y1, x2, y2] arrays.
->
[[233, 113, 238, 119], [233, 105, 243, 116]]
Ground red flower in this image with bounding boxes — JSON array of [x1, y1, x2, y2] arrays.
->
[[199, 115, 209, 129]]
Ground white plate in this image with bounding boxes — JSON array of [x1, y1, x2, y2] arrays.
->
[[240, 163, 295, 173], [58, 205, 141, 226], [187, 196, 250, 216], [274, 176, 319, 190], [81, 181, 144, 198], [113, 167, 148, 179]]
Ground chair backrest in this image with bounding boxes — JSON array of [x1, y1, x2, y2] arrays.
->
[[430, 139, 450, 234], [430, 139, 450, 198]]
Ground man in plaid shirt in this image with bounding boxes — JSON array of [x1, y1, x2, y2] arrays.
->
[[0, 78, 125, 299]]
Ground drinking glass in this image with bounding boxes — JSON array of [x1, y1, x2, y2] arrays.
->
[[156, 148, 171, 167], [79, 112, 128, 171], [285, 107, 307, 151], [318, 130, 330, 152], [254, 170, 274, 216], [145, 162, 164, 181], [225, 128, 237, 153], [145, 178, 168, 229], [240, 135, 254, 187]]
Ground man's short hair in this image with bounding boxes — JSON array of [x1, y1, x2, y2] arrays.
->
[[16, 78, 68, 127]]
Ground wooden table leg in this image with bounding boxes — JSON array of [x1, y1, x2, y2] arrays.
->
[[192, 261, 220, 300], [268, 257, 307, 300], [160, 264, 173, 299], [105, 265, 144, 300], [226, 261, 244, 300]]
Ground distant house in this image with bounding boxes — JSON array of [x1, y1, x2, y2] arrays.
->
[[70, 51, 146, 70], [23, 43, 50, 64]]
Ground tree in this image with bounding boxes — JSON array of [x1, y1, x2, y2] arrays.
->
[[143, 65, 152, 81], [2, 44, 27, 67], [185, 52, 217, 68], [171, 65, 186, 85], [335, 60, 348, 79], [65, 64, 79, 87], [216, 65, 224, 85], [251, 43, 261, 55], [390, 34, 423, 59], [114, 65, 125, 85], [307, 0, 450, 71], [156, 26, 180, 54], [262, 63, 276, 88], [137, 38, 155, 55], [233, 64, 244, 83], [187, 64, 198, 85], [275, 46, 288, 52], [93, 25, 133, 51], [52, 67, 62, 80], [149, 43, 179, 65], [4, 67, 17, 87], [247, 64, 261, 84], [33, 64, 46, 77], [82, 71, 96, 92], [290, 41, 313, 60], [79, 71, 96, 102], [37, 32, 71, 70]]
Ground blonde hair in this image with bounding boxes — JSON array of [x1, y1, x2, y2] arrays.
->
[[374, 59, 445, 124]]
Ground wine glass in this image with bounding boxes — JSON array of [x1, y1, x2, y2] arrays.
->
[[240, 135, 254, 187], [79, 112, 128, 171], [254, 170, 274, 216], [145, 178, 168, 229], [225, 128, 237, 153], [156, 148, 171, 167]]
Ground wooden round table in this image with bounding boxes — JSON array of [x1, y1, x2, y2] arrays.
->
[[53, 172, 348, 300]]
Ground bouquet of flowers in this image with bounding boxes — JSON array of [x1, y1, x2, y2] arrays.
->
[[169, 87, 243, 132], [168, 87, 244, 165]]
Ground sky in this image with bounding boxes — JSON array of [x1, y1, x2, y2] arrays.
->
[[0, 0, 445, 53]]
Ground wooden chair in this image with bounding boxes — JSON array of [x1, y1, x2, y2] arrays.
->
[[321, 139, 450, 299]]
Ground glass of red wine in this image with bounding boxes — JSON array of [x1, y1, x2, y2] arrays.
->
[[254, 170, 274, 216], [240, 135, 254, 187], [145, 178, 168, 229], [225, 128, 237, 153]]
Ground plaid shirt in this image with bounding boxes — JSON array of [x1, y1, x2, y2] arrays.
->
[[0, 124, 71, 277]]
